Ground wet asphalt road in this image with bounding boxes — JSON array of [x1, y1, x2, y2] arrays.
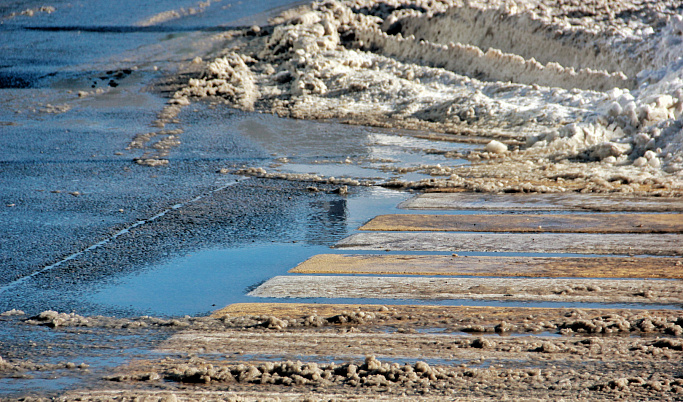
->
[[0, 0, 469, 317], [0, 0, 350, 316]]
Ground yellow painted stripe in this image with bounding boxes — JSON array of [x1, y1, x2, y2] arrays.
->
[[289, 254, 683, 279], [360, 214, 683, 233]]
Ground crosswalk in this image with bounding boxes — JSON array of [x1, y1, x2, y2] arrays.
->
[[245, 191, 683, 310], [196, 192, 682, 398]]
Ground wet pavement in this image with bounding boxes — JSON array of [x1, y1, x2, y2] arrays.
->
[[1, 0, 682, 399], [1, 0, 437, 317]]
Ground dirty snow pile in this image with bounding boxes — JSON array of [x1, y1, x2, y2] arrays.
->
[[174, 0, 683, 194]]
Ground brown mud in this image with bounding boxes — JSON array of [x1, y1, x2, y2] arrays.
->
[[13, 304, 678, 401]]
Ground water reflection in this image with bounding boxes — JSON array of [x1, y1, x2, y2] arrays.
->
[[306, 199, 348, 245], [236, 113, 474, 184], [87, 188, 410, 317]]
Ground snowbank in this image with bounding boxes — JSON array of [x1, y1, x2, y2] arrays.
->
[[175, 0, 683, 195]]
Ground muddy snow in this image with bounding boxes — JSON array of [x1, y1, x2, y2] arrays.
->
[[7, 305, 680, 401], [162, 0, 683, 195]]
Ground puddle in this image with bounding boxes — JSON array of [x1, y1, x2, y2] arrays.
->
[[0, 377, 82, 397], [90, 175, 680, 318], [90, 187, 411, 316], [91, 243, 331, 316], [237, 114, 473, 159], [0, 315, 168, 398], [237, 113, 473, 183]]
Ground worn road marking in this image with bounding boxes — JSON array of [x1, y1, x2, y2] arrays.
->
[[212, 302, 396, 318], [360, 214, 683, 233], [212, 302, 677, 320], [335, 232, 683, 256], [248, 276, 682, 304], [289, 254, 683, 279], [400, 192, 683, 212]]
